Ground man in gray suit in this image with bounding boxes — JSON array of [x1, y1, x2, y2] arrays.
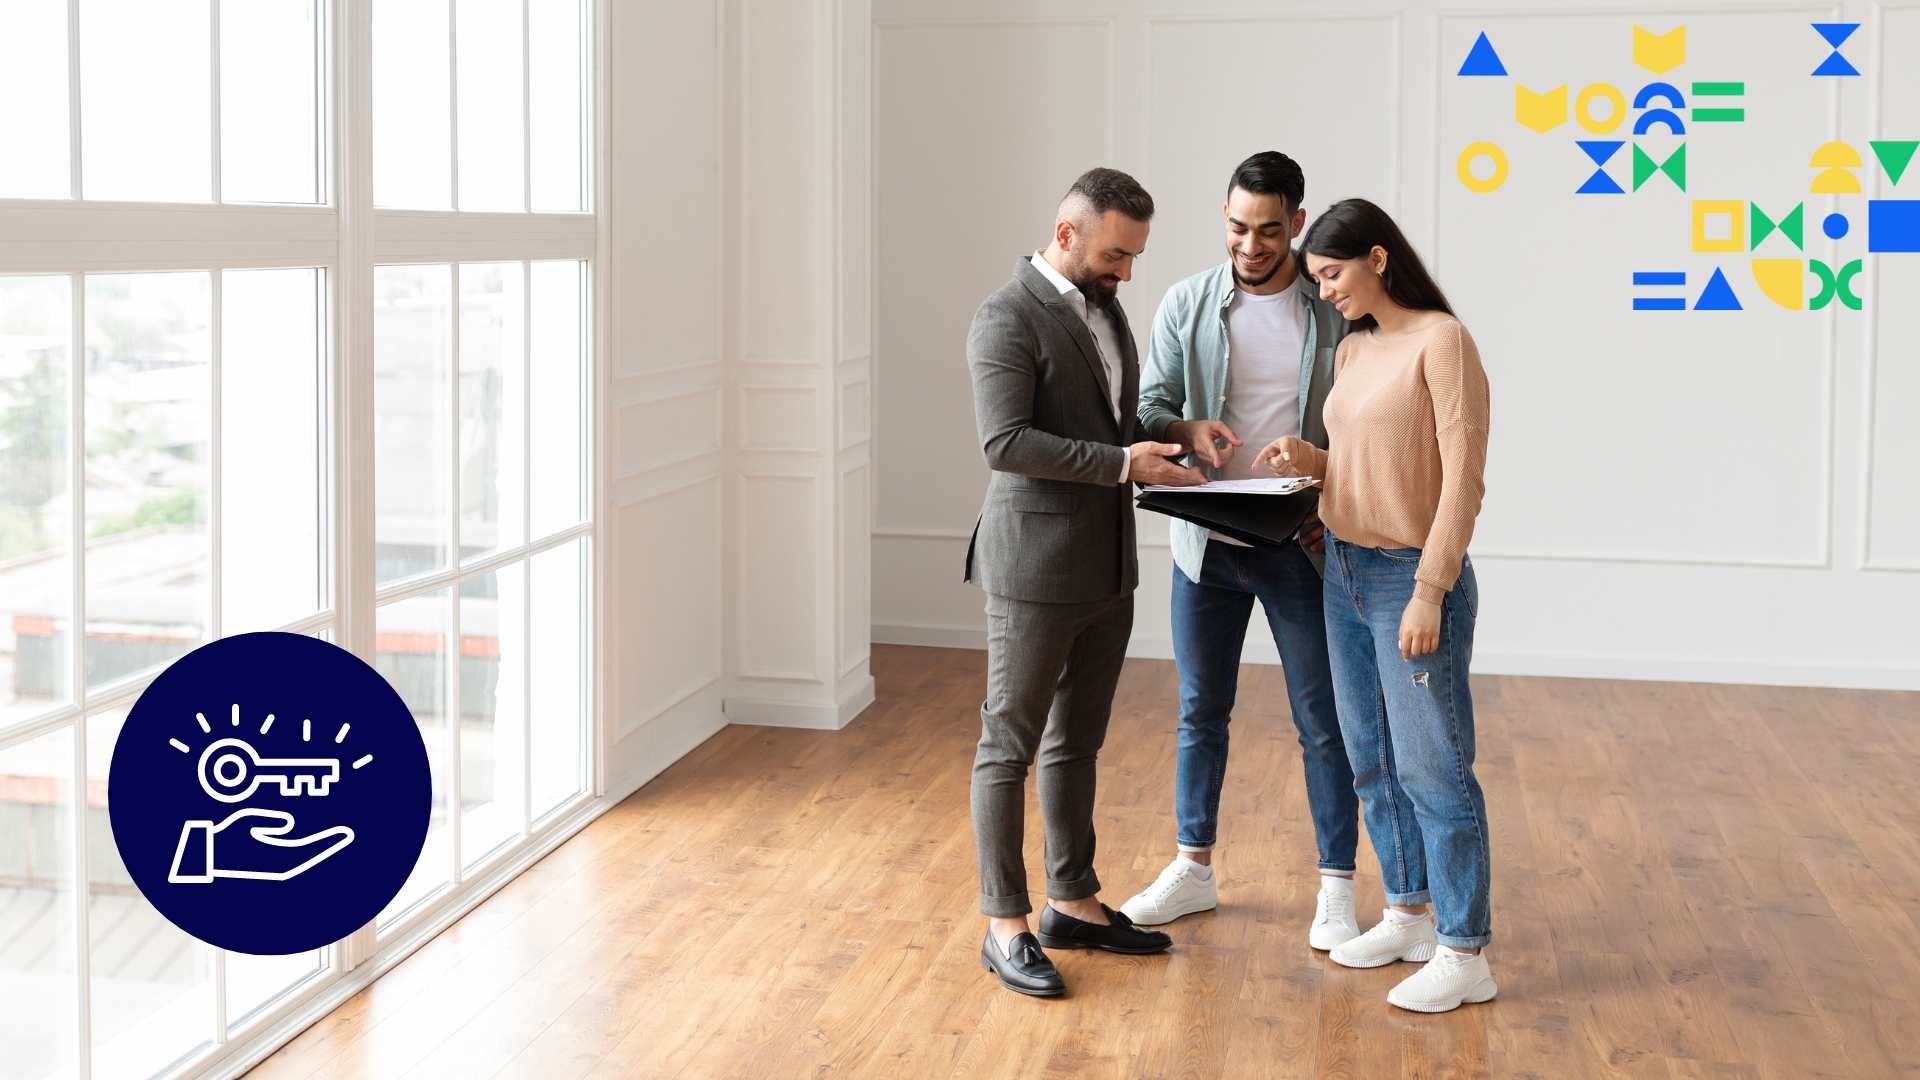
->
[[964, 168, 1205, 997]]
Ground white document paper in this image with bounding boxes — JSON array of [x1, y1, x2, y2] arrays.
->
[[1140, 476, 1320, 495]]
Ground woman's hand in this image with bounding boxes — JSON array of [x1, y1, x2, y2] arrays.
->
[[1399, 597, 1442, 661], [1252, 435, 1315, 477]]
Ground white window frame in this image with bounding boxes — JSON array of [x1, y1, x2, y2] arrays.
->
[[0, 0, 613, 1075]]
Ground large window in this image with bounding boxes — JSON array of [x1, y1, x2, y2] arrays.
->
[[0, 2, 597, 1077]]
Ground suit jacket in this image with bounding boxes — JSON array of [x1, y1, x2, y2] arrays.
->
[[964, 256, 1146, 603]]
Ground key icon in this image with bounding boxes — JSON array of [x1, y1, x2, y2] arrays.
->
[[197, 737, 342, 803]]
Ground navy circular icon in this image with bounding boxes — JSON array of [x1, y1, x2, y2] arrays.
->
[[108, 632, 431, 955]]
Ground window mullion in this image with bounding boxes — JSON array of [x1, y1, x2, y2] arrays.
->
[[211, 271, 224, 642], [521, 0, 530, 214], [67, 265, 92, 1080], [70, 710, 92, 1080], [447, 0, 459, 211], [211, 0, 223, 204], [521, 258, 532, 836], [67, 0, 82, 199], [448, 261, 462, 882]]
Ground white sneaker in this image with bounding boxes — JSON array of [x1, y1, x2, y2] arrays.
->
[[1308, 885, 1362, 950], [1118, 858, 1218, 926], [1387, 946, 1498, 1012], [1329, 909, 1437, 968]]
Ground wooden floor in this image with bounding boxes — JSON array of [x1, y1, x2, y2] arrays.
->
[[247, 645, 1920, 1079]]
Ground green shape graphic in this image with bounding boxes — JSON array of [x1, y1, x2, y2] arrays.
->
[[1693, 108, 1745, 122], [1692, 81, 1745, 96], [1870, 140, 1919, 185], [1632, 144, 1687, 191], [1750, 202, 1804, 250]]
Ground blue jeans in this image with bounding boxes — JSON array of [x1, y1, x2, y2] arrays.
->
[[1323, 534, 1491, 948], [1170, 540, 1358, 872]]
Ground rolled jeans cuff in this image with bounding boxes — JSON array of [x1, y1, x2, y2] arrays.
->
[[1046, 870, 1101, 902], [1438, 932, 1491, 949], [980, 890, 1032, 918], [1385, 888, 1431, 906], [1176, 840, 1213, 853], [1318, 861, 1357, 874]]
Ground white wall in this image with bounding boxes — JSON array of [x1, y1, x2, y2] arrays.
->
[[870, 0, 1920, 690], [602, 0, 730, 794], [602, 0, 875, 799]]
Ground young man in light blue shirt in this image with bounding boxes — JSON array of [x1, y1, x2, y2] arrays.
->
[[1120, 152, 1362, 951]]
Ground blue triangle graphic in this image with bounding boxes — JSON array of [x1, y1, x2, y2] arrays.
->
[[1693, 267, 1743, 310], [1576, 169, 1625, 195], [1458, 32, 1508, 77], [1813, 51, 1860, 77], [1578, 140, 1625, 166], [1812, 22, 1859, 49]]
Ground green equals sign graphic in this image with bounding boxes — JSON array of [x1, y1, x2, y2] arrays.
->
[[1692, 82, 1745, 123]]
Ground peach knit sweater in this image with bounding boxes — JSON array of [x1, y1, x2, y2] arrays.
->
[[1294, 316, 1490, 604]]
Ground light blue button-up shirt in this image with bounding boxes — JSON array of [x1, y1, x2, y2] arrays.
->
[[1138, 257, 1346, 583]]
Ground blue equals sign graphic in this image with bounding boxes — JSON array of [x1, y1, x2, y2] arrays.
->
[[1632, 271, 1688, 310]]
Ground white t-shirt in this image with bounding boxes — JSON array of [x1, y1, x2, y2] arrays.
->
[[1210, 287, 1305, 546]]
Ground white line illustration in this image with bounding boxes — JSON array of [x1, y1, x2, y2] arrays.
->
[[168, 807, 355, 884], [197, 737, 342, 802]]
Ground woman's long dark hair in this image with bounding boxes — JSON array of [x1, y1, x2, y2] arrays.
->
[[1301, 198, 1453, 332]]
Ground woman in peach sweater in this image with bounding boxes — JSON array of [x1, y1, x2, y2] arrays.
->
[[1254, 198, 1495, 1014]]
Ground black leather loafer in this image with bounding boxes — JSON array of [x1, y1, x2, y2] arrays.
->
[[980, 930, 1066, 997], [1036, 903, 1172, 955]]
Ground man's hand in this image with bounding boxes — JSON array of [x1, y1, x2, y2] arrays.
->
[[1297, 509, 1326, 553], [1128, 441, 1207, 486], [1167, 420, 1242, 470]]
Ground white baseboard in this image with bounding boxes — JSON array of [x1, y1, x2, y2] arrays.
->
[[724, 675, 877, 730], [872, 622, 1920, 692]]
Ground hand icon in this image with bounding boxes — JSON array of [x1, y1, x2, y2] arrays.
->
[[168, 807, 356, 884]]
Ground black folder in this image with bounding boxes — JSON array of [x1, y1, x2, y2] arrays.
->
[[1134, 487, 1317, 549]]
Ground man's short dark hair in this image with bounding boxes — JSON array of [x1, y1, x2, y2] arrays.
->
[[1064, 167, 1154, 222], [1226, 151, 1305, 214]]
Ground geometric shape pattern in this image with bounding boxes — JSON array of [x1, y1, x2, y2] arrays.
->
[[1751, 202, 1806, 250], [1458, 141, 1510, 193], [1576, 83, 1627, 134], [1822, 212, 1850, 239], [1811, 22, 1861, 77], [1577, 140, 1626, 194], [1517, 84, 1569, 133], [1634, 82, 1686, 110], [1751, 258, 1805, 309], [1634, 25, 1687, 75], [1693, 266, 1743, 310], [1692, 199, 1746, 251], [1632, 270, 1688, 310], [1459, 31, 1509, 76], [1810, 258, 1864, 309], [1870, 140, 1920, 186], [1867, 199, 1920, 252], [1810, 141, 1864, 194], [1691, 82, 1746, 123], [1634, 143, 1687, 191], [1635, 109, 1687, 136]]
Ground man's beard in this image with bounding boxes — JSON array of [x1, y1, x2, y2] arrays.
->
[[1066, 254, 1118, 308], [1233, 247, 1289, 289]]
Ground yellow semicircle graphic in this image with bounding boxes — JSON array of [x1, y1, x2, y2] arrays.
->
[[1751, 259, 1805, 310]]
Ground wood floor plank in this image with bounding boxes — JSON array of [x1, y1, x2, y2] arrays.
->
[[246, 646, 1920, 1080]]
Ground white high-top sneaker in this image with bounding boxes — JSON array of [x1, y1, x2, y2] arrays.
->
[[1118, 857, 1218, 926], [1387, 945, 1498, 1012], [1308, 884, 1362, 950], [1329, 908, 1438, 968]]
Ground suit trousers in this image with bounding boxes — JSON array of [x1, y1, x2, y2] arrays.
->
[[971, 589, 1134, 917]]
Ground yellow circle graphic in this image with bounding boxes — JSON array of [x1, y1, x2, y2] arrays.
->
[[1457, 142, 1509, 193], [1575, 83, 1626, 134]]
